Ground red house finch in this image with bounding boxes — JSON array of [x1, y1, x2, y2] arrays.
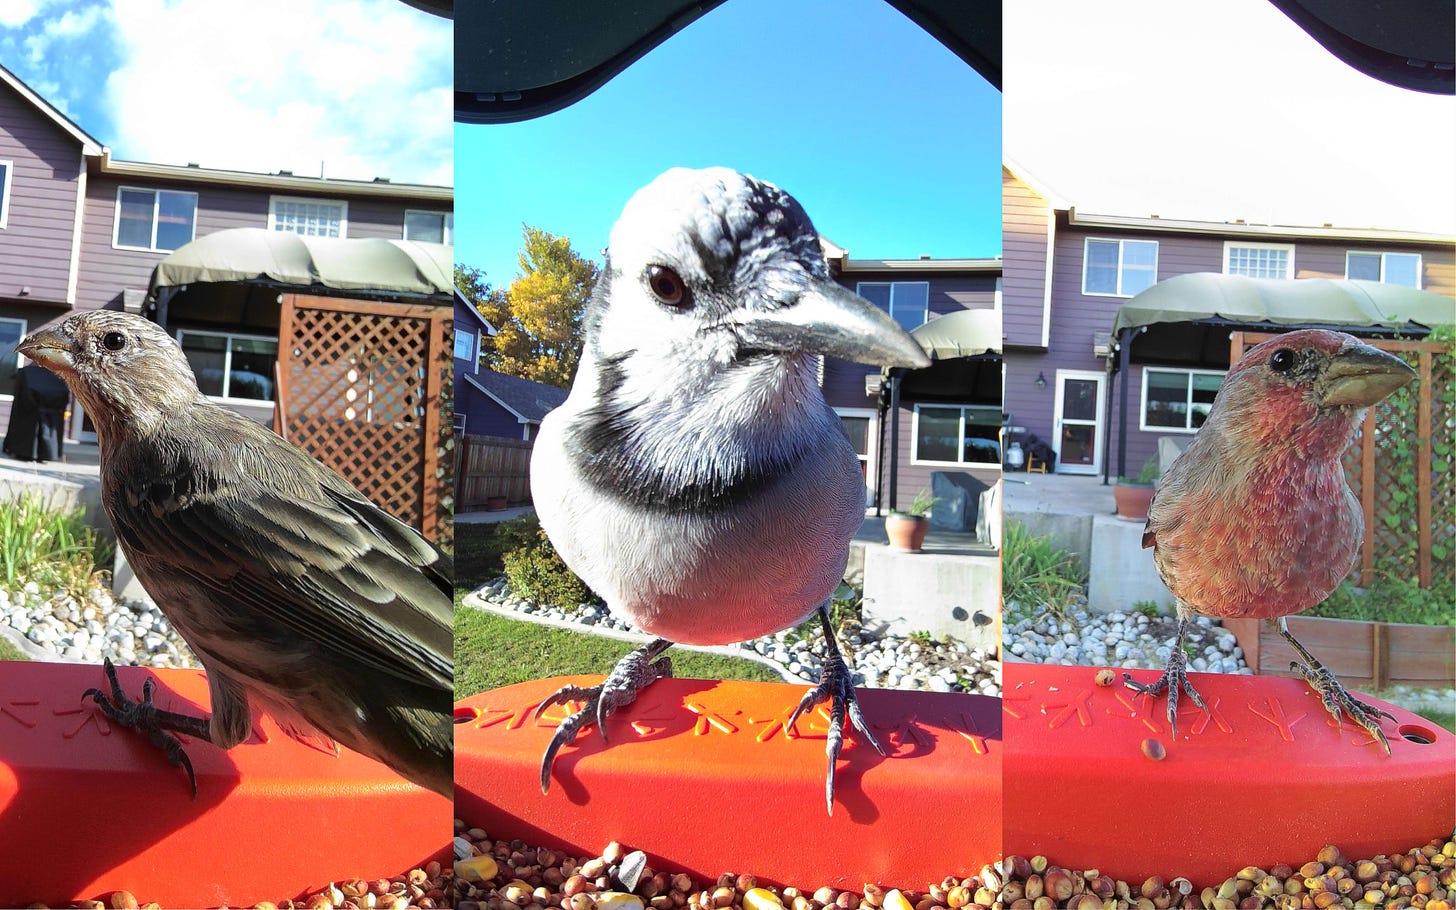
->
[[18, 311, 453, 797], [1127, 328, 1417, 751]]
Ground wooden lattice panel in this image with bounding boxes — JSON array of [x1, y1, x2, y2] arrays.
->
[[275, 294, 449, 540]]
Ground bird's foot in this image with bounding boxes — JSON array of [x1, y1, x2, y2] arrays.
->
[[788, 648, 886, 816], [1291, 660, 1395, 754], [83, 657, 213, 798], [535, 639, 673, 793], [1123, 648, 1208, 739]]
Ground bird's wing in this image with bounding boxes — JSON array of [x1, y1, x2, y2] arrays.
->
[[109, 423, 452, 693], [1142, 487, 1158, 550]]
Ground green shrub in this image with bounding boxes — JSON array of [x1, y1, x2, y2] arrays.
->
[[1002, 519, 1086, 622], [1308, 576, 1454, 627], [502, 530, 596, 608], [0, 494, 111, 594]]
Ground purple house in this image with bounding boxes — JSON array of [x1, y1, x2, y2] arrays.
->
[[1001, 162, 1455, 481], [452, 292, 570, 440], [0, 62, 452, 436], [818, 242, 1002, 519]]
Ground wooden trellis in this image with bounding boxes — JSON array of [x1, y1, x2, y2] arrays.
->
[[1231, 331, 1452, 589], [274, 293, 451, 541]]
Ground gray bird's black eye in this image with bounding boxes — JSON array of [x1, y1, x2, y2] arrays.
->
[[1269, 348, 1295, 372], [101, 331, 127, 352], [646, 265, 689, 308]]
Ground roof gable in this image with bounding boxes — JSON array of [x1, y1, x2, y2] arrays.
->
[[0, 62, 104, 155], [465, 369, 568, 423]]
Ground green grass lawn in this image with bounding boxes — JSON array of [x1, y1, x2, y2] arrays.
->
[[0, 638, 29, 661], [454, 593, 781, 700], [1420, 709, 1456, 734], [454, 518, 521, 591]]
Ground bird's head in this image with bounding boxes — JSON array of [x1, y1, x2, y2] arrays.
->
[[584, 167, 931, 386], [18, 311, 201, 434], [1214, 328, 1417, 453]]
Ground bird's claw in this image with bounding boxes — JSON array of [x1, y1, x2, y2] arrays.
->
[[536, 641, 673, 793], [788, 649, 885, 816], [83, 657, 208, 798], [1291, 660, 1394, 754], [1123, 647, 1207, 740]]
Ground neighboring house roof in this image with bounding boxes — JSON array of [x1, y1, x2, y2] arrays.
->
[[148, 228, 453, 298], [455, 293, 498, 335], [842, 256, 1001, 273], [96, 152, 453, 201], [0, 62, 103, 155], [464, 369, 569, 424]]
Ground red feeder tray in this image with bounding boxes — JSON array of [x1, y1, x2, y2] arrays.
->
[[456, 676, 1002, 887], [0, 660, 451, 907], [1003, 662, 1456, 886]]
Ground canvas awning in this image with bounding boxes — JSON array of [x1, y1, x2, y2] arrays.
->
[[909, 307, 1002, 359], [1111, 273, 1454, 338], [148, 228, 453, 299]]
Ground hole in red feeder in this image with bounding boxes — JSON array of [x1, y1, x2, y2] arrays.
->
[[1398, 724, 1436, 744], [454, 706, 480, 724]]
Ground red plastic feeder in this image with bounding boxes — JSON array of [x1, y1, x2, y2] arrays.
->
[[1003, 662, 1456, 886], [0, 660, 451, 907], [456, 676, 1002, 887]]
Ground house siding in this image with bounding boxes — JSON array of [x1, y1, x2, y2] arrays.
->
[[0, 81, 83, 307], [458, 379, 527, 439], [1002, 167, 1050, 348]]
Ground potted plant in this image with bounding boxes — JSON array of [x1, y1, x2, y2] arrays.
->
[[886, 489, 937, 551], [1113, 456, 1160, 521]]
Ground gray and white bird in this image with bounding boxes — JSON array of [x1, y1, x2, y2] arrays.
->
[[530, 167, 931, 812], [18, 311, 453, 798]]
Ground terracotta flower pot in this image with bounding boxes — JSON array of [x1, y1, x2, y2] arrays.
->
[[1113, 483, 1154, 521], [886, 514, 930, 551]]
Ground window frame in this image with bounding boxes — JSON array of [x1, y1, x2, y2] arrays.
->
[[1139, 366, 1227, 434], [175, 327, 280, 406], [268, 195, 349, 238], [1345, 250, 1423, 288], [404, 209, 453, 243], [0, 159, 12, 229], [112, 185, 199, 252], [1222, 241, 1295, 279], [910, 402, 1003, 467], [454, 326, 479, 363], [0, 316, 28, 399], [856, 280, 930, 331], [1081, 237, 1160, 298]]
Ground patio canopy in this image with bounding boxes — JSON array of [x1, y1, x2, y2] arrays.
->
[[1111, 273, 1454, 338], [909, 307, 1002, 359], [148, 228, 453, 299]]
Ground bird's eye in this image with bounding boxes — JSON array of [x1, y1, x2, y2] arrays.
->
[[1268, 348, 1295, 373], [646, 265, 689, 308], [101, 331, 127, 352]]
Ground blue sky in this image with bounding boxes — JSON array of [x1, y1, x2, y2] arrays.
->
[[454, 0, 1002, 290], [0, 0, 451, 185]]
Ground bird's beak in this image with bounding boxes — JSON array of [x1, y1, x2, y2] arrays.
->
[[734, 279, 932, 369], [16, 324, 77, 376], [1319, 341, 1417, 407]]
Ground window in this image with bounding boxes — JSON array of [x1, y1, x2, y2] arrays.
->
[[1224, 242, 1294, 279], [454, 327, 478, 363], [269, 197, 347, 237], [114, 187, 197, 251], [1347, 251, 1421, 288], [453, 412, 467, 433], [857, 281, 930, 331], [0, 318, 26, 397], [405, 210, 453, 243], [1141, 368, 1224, 432], [176, 329, 279, 402], [1082, 238, 1158, 296], [0, 160, 12, 229], [912, 404, 1001, 465]]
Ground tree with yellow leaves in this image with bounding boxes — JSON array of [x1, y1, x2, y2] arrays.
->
[[484, 226, 598, 389]]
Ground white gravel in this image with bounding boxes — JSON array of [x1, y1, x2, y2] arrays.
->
[[471, 577, 1002, 697], [1, 581, 197, 668], [1003, 602, 1251, 674]]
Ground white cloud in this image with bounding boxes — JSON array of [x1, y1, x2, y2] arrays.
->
[[103, 0, 452, 186], [1005, 0, 1456, 235], [45, 4, 103, 36], [0, 0, 52, 28]]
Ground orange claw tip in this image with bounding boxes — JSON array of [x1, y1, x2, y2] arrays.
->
[[0, 661, 450, 908], [456, 676, 1002, 887], [1004, 663, 1455, 889]]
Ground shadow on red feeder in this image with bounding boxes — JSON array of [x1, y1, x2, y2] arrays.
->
[[456, 676, 1003, 887], [1003, 663, 1456, 886], [0, 660, 451, 907]]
